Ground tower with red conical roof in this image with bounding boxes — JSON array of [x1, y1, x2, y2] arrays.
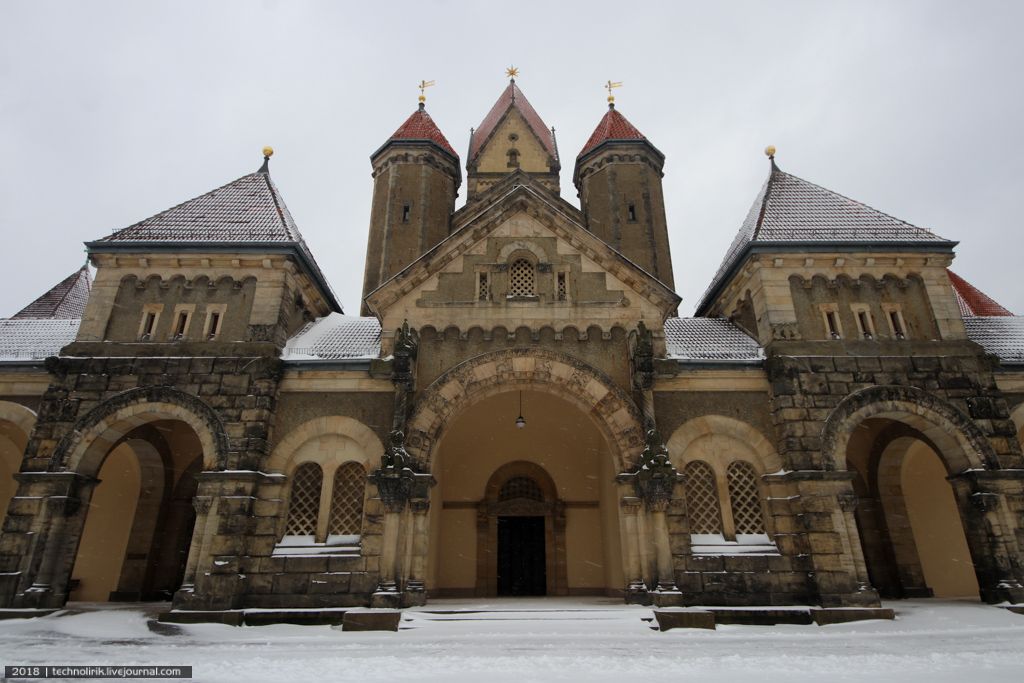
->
[[466, 76, 560, 199], [360, 101, 461, 314], [574, 102, 674, 289]]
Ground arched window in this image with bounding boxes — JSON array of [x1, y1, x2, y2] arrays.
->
[[507, 148, 520, 168], [509, 258, 535, 297], [684, 461, 722, 534], [727, 461, 766, 534], [328, 462, 366, 536], [285, 462, 323, 536], [499, 476, 544, 502]]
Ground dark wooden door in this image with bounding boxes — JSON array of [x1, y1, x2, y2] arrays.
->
[[497, 516, 546, 596]]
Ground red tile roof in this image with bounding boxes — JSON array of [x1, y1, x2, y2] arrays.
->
[[387, 104, 458, 158], [12, 266, 91, 320], [948, 269, 1013, 316], [578, 105, 648, 158], [469, 82, 556, 162]]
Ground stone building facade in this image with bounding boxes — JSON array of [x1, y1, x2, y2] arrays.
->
[[1, 79, 1023, 618]]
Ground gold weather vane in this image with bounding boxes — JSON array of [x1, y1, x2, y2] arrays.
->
[[605, 80, 623, 104], [418, 80, 436, 103], [506, 66, 519, 81]]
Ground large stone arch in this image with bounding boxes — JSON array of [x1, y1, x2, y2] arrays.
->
[[821, 385, 997, 473], [665, 414, 783, 475], [0, 401, 37, 444], [406, 348, 644, 473], [53, 387, 228, 475], [265, 416, 385, 474]]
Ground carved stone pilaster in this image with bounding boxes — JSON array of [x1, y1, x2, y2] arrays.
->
[[970, 492, 1000, 513], [618, 428, 682, 509]]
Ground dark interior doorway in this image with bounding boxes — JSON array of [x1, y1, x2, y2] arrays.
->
[[497, 516, 546, 596]]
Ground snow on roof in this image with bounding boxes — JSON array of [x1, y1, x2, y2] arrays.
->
[[12, 267, 91, 320], [0, 319, 79, 361], [664, 317, 763, 363], [964, 316, 1024, 365], [283, 314, 381, 361], [698, 162, 955, 313]]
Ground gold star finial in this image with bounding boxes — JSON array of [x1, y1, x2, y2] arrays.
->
[[605, 80, 623, 106], [506, 65, 519, 81], [417, 79, 435, 104]]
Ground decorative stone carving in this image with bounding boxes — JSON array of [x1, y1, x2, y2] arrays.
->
[[631, 321, 654, 390], [618, 428, 681, 507], [970, 492, 1000, 513], [370, 430, 435, 513], [393, 319, 418, 384]]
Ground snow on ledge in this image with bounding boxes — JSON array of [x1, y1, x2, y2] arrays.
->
[[272, 534, 361, 557], [690, 533, 780, 556]]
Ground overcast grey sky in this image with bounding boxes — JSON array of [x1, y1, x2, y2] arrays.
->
[[2, 0, 1022, 318]]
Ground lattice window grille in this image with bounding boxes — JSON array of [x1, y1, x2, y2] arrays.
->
[[508, 258, 535, 297], [684, 461, 723, 534], [328, 462, 366, 536], [499, 476, 544, 502], [478, 272, 490, 302], [285, 462, 323, 536], [727, 461, 766, 534], [556, 272, 567, 301]]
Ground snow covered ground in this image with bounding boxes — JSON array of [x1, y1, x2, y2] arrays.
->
[[0, 598, 1022, 682]]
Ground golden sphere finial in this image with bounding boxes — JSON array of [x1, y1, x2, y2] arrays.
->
[[262, 146, 274, 158], [764, 145, 776, 158]]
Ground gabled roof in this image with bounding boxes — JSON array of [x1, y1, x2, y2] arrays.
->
[[577, 105, 655, 160], [365, 173, 679, 317], [964, 316, 1024, 365], [373, 103, 458, 160], [87, 163, 341, 313], [12, 267, 91, 319], [697, 160, 957, 314], [0, 319, 79, 362], [664, 318, 763, 363], [948, 270, 1013, 316], [468, 81, 557, 164]]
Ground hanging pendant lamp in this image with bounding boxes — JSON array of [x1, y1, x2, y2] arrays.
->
[[515, 390, 526, 429]]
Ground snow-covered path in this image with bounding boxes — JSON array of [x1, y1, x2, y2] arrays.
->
[[1, 599, 1022, 682]]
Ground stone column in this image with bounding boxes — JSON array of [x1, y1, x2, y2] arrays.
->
[[2, 472, 96, 609], [836, 492, 871, 590], [402, 499, 430, 607], [649, 499, 676, 594], [619, 496, 647, 603], [177, 495, 214, 594], [953, 471, 1024, 604]]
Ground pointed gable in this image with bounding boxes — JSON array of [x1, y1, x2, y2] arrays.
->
[[12, 267, 91, 320], [948, 270, 1013, 316], [87, 165, 341, 312], [577, 105, 652, 159], [468, 82, 558, 163], [697, 160, 957, 313], [374, 103, 458, 160]]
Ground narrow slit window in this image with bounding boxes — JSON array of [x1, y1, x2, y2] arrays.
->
[[401, 203, 411, 222], [141, 312, 156, 339], [825, 310, 841, 339], [207, 312, 221, 339], [627, 202, 637, 222], [857, 310, 874, 339], [890, 310, 906, 339], [173, 311, 188, 339], [556, 272, 567, 301]]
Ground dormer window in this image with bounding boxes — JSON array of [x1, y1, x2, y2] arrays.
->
[[508, 258, 535, 297]]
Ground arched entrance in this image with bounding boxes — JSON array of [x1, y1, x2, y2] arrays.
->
[[822, 386, 997, 601], [0, 402, 35, 528], [846, 419, 979, 598], [70, 419, 203, 601]]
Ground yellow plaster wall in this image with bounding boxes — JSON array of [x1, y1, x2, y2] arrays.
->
[[70, 443, 140, 602], [901, 441, 979, 598], [431, 390, 620, 592]]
